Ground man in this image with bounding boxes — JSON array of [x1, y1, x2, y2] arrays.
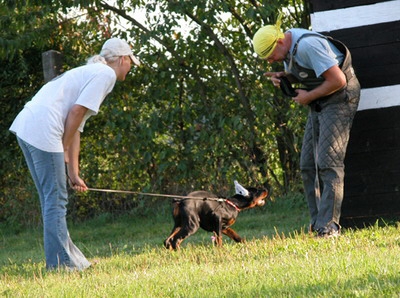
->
[[252, 14, 360, 237]]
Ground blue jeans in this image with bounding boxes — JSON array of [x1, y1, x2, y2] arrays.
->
[[17, 137, 91, 271]]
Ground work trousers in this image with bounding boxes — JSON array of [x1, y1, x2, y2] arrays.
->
[[300, 78, 360, 230]]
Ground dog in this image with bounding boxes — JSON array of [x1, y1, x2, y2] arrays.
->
[[164, 181, 270, 250]]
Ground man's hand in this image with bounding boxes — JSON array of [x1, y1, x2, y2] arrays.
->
[[264, 71, 286, 87], [292, 89, 314, 106]]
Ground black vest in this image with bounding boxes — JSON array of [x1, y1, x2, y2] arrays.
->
[[288, 33, 356, 90]]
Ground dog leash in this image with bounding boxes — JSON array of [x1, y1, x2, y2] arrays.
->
[[66, 172, 226, 201], [87, 187, 241, 211], [86, 187, 227, 202], [66, 173, 247, 209]]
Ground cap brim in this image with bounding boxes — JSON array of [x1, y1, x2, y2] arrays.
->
[[129, 54, 141, 66]]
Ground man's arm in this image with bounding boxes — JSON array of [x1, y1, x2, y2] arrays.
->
[[294, 65, 346, 106]]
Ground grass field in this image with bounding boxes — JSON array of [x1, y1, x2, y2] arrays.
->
[[1, 193, 400, 297]]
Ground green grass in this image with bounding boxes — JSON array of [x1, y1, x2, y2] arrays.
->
[[1, 194, 400, 297]]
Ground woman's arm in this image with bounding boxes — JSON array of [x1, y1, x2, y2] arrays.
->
[[63, 104, 89, 192]]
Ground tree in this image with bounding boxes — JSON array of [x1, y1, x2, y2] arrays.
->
[[94, 0, 309, 192], [1, 0, 310, 224], [0, 0, 114, 224]]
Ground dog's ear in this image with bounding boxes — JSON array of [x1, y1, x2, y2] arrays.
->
[[234, 180, 250, 197]]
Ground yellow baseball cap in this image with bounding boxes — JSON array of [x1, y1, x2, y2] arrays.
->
[[252, 13, 284, 59]]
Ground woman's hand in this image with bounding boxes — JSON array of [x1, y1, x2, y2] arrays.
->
[[67, 174, 88, 192]]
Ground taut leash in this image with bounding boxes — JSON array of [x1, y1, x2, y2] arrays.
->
[[67, 174, 249, 208], [66, 172, 226, 201], [86, 187, 227, 202]]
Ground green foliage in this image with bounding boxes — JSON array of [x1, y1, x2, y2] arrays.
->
[[0, 0, 113, 224], [1, 0, 310, 224], [0, 47, 44, 227]]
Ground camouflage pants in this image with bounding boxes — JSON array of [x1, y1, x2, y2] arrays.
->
[[300, 79, 360, 230]]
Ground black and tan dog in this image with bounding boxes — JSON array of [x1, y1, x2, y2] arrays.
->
[[164, 181, 270, 250]]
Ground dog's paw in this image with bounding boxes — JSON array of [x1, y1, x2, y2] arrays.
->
[[164, 239, 171, 249]]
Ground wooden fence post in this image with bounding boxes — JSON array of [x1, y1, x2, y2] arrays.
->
[[42, 50, 63, 83]]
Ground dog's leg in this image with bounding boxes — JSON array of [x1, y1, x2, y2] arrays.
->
[[164, 201, 183, 249], [164, 227, 181, 250], [170, 230, 191, 250], [213, 217, 223, 247], [170, 214, 200, 250], [222, 227, 244, 243], [213, 231, 223, 247]]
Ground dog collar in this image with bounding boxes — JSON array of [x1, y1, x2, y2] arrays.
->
[[225, 199, 240, 212]]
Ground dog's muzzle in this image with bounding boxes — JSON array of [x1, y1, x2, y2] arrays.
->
[[257, 200, 266, 207]]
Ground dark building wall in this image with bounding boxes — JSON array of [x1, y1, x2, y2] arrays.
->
[[308, 0, 400, 226]]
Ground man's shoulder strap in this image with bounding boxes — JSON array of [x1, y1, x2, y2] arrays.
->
[[292, 32, 354, 81], [292, 33, 329, 56]]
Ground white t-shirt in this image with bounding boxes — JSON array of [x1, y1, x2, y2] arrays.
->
[[10, 63, 116, 152]]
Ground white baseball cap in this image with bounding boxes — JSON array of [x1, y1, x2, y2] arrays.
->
[[100, 38, 141, 66]]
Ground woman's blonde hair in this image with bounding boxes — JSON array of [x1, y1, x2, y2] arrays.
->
[[86, 54, 119, 65]]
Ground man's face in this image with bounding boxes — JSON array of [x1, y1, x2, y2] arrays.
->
[[264, 41, 286, 63]]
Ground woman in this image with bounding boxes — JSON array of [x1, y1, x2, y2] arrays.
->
[[9, 37, 140, 270]]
